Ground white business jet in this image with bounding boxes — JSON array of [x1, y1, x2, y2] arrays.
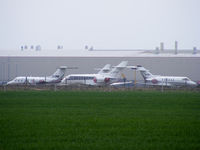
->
[[61, 61, 128, 86], [137, 65, 197, 87], [7, 66, 67, 85]]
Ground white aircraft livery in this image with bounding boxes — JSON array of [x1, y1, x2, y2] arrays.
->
[[137, 65, 197, 87], [7, 66, 67, 85], [61, 61, 128, 86]]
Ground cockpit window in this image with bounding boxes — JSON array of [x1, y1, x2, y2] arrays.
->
[[182, 78, 190, 81]]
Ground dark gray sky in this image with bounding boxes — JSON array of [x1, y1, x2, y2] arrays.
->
[[0, 0, 200, 54]]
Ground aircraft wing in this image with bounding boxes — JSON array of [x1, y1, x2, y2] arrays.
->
[[110, 81, 133, 86]]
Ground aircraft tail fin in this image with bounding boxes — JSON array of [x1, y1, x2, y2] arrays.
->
[[109, 61, 128, 77], [98, 64, 111, 74], [51, 66, 67, 80], [137, 65, 154, 80]]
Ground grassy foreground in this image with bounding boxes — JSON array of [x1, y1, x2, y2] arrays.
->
[[0, 91, 200, 150]]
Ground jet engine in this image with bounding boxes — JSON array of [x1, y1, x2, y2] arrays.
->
[[151, 79, 158, 84], [93, 77, 110, 83]]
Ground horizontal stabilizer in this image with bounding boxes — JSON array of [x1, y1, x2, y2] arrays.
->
[[127, 66, 137, 69]]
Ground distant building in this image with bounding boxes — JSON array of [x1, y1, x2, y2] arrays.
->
[[89, 46, 93, 51], [57, 45, 63, 50], [193, 47, 197, 54], [175, 41, 178, 54], [30, 45, 34, 49], [85, 45, 88, 50], [155, 47, 159, 54], [35, 45, 41, 51]]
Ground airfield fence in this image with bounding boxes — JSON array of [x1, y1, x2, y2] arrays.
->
[[0, 84, 200, 92]]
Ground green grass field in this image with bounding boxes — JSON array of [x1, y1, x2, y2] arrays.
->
[[0, 91, 200, 150]]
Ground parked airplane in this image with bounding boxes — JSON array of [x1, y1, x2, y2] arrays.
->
[[7, 66, 67, 85], [137, 65, 197, 87], [61, 61, 128, 86]]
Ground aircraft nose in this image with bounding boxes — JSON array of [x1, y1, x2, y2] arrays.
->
[[190, 81, 197, 86], [7, 80, 16, 85], [193, 82, 197, 86], [6, 81, 12, 85]]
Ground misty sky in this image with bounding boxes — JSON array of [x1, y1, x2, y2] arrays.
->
[[0, 0, 200, 51]]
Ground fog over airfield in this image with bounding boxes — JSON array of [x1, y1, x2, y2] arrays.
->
[[0, 0, 200, 55]]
